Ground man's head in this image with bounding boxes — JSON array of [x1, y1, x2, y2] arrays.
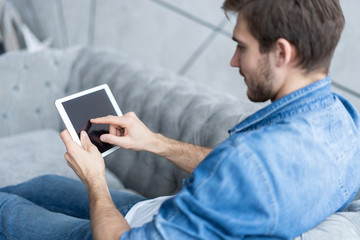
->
[[223, 0, 345, 102]]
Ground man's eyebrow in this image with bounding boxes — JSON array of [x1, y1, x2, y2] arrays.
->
[[232, 36, 245, 45], [232, 36, 240, 43], [232, 36, 246, 47]]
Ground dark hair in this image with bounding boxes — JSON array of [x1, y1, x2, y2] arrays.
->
[[222, 0, 345, 73]]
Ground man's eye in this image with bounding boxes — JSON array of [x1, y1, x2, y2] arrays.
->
[[237, 45, 245, 52]]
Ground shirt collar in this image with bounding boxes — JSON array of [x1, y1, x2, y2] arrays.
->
[[229, 76, 332, 136]]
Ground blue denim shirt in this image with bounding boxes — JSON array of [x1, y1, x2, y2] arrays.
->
[[122, 77, 360, 239]]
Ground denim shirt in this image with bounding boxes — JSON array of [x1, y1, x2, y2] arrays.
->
[[122, 77, 360, 239]]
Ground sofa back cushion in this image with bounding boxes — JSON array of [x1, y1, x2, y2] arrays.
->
[[0, 47, 80, 137]]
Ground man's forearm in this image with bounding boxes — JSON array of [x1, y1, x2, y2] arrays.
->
[[86, 178, 129, 240], [149, 133, 212, 174]]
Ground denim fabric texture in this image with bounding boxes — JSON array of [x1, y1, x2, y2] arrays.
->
[[122, 76, 360, 239], [0, 175, 146, 240]]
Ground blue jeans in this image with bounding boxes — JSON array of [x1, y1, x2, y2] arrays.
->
[[0, 175, 146, 240]]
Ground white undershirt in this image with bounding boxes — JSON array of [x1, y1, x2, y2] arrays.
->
[[125, 195, 173, 228]]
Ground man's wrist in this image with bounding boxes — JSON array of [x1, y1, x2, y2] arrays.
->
[[149, 133, 169, 156], [84, 174, 107, 193]]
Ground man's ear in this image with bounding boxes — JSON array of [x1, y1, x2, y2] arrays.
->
[[273, 38, 294, 67]]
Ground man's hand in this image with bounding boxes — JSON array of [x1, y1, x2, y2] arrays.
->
[[60, 130, 106, 187], [60, 130, 130, 239], [91, 112, 158, 152]]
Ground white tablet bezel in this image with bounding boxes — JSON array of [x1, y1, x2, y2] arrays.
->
[[55, 84, 123, 157]]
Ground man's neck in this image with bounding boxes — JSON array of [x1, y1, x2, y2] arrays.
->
[[272, 70, 327, 102]]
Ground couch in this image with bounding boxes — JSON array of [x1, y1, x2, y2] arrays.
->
[[1, 0, 360, 239]]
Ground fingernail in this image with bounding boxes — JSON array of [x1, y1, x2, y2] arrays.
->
[[81, 131, 87, 137], [100, 135, 106, 142]]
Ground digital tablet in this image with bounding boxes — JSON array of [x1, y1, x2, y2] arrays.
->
[[55, 84, 122, 157]]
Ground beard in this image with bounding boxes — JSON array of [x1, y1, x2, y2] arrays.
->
[[245, 55, 274, 102]]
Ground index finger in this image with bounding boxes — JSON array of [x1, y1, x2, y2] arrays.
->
[[91, 115, 126, 126], [60, 129, 72, 144], [60, 130, 79, 151]]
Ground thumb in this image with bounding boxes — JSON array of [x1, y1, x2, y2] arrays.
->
[[80, 131, 95, 150], [100, 134, 127, 148]]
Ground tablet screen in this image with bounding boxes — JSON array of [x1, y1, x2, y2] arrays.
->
[[61, 88, 116, 154]]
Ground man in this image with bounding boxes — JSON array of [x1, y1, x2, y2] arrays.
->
[[1, 0, 359, 239]]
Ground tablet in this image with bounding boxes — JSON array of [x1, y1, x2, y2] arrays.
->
[[55, 84, 122, 157]]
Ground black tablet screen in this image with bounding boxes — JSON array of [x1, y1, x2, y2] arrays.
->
[[62, 89, 116, 153]]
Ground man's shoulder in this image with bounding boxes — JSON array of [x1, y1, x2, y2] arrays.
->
[[233, 91, 359, 146], [221, 97, 360, 172]]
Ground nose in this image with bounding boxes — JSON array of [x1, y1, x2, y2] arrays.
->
[[230, 47, 240, 68]]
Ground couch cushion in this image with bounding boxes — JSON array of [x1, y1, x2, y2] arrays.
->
[[0, 128, 124, 190], [295, 200, 360, 240], [0, 47, 80, 137]]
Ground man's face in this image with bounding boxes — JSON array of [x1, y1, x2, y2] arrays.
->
[[231, 13, 275, 102]]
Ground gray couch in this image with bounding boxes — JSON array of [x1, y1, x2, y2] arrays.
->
[[1, 0, 360, 239]]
